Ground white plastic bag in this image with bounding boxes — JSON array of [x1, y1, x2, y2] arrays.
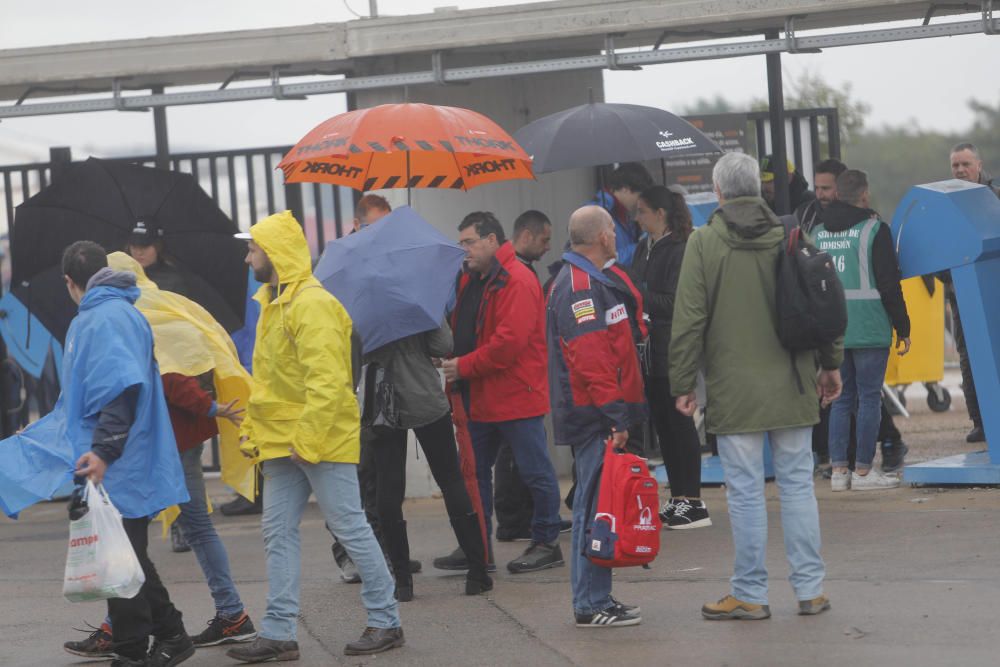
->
[[63, 480, 145, 602]]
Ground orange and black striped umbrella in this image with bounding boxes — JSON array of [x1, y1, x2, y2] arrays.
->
[[278, 103, 534, 191]]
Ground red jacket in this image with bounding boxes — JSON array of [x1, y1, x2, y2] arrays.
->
[[452, 242, 549, 422], [161, 373, 219, 452], [547, 252, 647, 445]]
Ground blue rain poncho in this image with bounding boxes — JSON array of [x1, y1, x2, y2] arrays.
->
[[0, 270, 187, 518]]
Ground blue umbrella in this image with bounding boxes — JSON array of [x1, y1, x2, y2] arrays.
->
[[314, 206, 466, 353]]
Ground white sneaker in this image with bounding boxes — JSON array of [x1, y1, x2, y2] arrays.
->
[[851, 469, 901, 491], [830, 469, 851, 492]]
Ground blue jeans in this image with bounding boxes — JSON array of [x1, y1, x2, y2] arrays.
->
[[468, 416, 562, 544], [717, 428, 824, 604], [829, 347, 890, 470], [570, 434, 612, 615], [260, 458, 399, 641], [176, 445, 244, 618]]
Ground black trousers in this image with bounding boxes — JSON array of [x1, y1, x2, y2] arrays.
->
[[369, 413, 475, 564], [109, 517, 185, 659], [949, 289, 982, 427], [331, 429, 380, 566], [494, 442, 534, 535], [647, 375, 702, 498]]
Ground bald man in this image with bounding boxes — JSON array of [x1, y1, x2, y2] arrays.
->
[[547, 206, 648, 628]]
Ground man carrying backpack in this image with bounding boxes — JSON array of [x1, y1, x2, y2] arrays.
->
[[812, 169, 911, 491], [670, 152, 843, 621], [547, 206, 648, 628]]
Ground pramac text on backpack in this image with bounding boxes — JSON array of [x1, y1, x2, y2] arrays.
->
[[585, 439, 662, 568]]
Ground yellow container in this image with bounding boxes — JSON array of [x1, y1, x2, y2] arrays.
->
[[884, 277, 944, 385]]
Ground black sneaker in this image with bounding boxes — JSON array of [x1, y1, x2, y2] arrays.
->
[[147, 632, 195, 667], [658, 498, 677, 522], [227, 637, 300, 663], [433, 546, 496, 573], [666, 499, 712, 530], [967, 426, 986, 443], [64, 621, 115, 658], [343, 626, 405, 656], [191, 612, 257, 647], [111, 657, 148, 667], [575, 604, 642, 628], [609, 595, 641, 615], [559, 519, 572, 533], [220, 496, 262, 516], [507, 541, 564, 573], [880, 441, 909, 474]]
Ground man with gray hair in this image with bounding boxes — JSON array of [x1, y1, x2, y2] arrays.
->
[[813, 169, 910, 492], [670, 152, 843, 620], [947, 143, 998, 442], [547, 206, 648, 628]]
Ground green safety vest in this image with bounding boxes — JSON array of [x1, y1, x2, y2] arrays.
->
[[811, 217, 892, 348]]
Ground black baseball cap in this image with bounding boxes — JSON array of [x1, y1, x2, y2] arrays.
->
[[128, 220, 163, 247]]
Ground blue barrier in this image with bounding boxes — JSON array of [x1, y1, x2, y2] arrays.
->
[[891, 180, 1000, 484]]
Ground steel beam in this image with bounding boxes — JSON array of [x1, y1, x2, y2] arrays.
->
[[0, 16, 995, 119]]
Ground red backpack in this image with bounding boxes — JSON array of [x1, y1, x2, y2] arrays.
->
[[585, 439, 662, 568]]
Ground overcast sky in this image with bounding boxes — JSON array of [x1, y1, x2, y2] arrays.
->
[[1, 0, 998, 161]]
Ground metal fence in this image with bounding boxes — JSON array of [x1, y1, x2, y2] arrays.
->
[[0, 145, 351, 442], [0, 145, 351, 290]]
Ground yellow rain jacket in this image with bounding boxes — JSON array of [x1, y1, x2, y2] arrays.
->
[[238, 211, 360, 464], [106, 252, 256, 535]]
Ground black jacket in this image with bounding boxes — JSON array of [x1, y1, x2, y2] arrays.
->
[[817, 201, 911, 339], [627, 232, 687, 377]]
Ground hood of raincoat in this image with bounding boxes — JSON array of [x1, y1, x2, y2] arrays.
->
[[0, 273, 188, 518], [707, 196, 785, 249], [249, 210, 313, 287], [239, 211, 361, 465], [107, 252, 256, 502]]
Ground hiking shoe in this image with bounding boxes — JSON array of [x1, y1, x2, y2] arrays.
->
[[852, 469, 900, 490], [701, 595, 771, 620], [191, 612, 257, 647], [658, 498, 677, 522], [967, 425, 986, 443], [343, 626, 405, 656], [433, 546, 496, 573], [227, 637, 300, 663], [666, 499, 712, 530], [147, 632, 195, 667], [170, 523, 191, 553], [830, 469, 851, 492], [798, 595, 831, 616], [64, 621, 114, 658], [881, 441, 909, 474], [575, 604, 642, 628], [507, 541, 564, 573]]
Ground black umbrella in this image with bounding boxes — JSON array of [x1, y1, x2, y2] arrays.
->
[[512, 102, 722, 173], [11, 157, 246, 333]]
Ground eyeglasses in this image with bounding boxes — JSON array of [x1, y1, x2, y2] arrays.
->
[[458, 236, 486, 248]]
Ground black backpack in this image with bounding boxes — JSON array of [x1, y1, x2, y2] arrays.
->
[[774, 215, 847, 352]]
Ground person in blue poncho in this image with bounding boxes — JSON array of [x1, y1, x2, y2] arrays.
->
[[59, 240, 194, 667]]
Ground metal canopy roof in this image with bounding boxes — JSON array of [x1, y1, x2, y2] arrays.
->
[[0, 0, 995, 117]]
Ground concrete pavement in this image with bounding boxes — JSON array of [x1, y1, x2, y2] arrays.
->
[[2, 382, 998, 666]]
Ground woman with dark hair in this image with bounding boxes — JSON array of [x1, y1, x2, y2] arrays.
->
[[630, 185, 711, 530]]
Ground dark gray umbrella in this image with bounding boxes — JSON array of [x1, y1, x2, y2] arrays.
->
[[513, 102, 722, 173]]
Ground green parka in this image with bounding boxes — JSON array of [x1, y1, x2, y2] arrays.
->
[[669, 197, 843, 435]]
